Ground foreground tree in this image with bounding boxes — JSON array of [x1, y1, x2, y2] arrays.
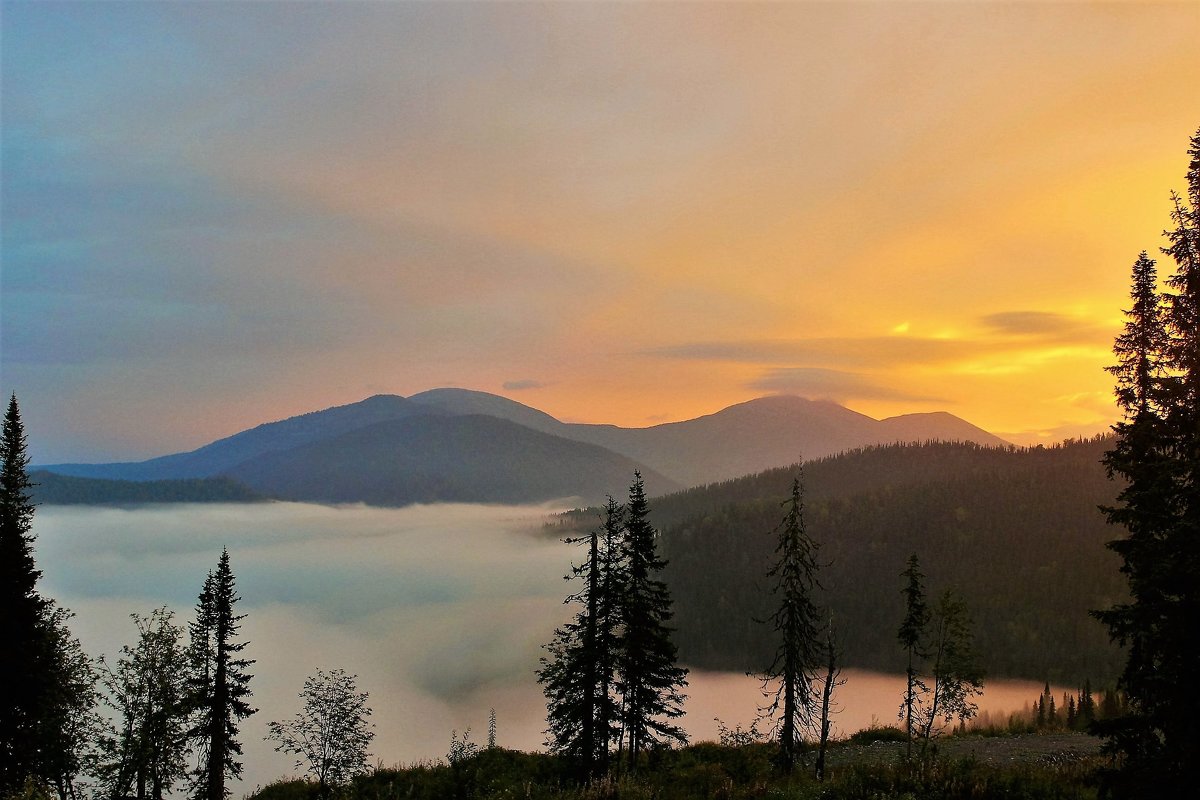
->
[[97, 608, 191, 800], [0, 393, 49, 794], [917, 590, 983, 754], [538, 496, 622, 778], [189, 549, 255, 800], [37, 606, 104, 800], [813, 618, 844, 782], [615, 473, 687, 771], [760, 474, 823, 775], [1, 394, 98, 799], [897, 553, 930, 759], [1094, 127, 1200, 796], [266, 669, 374, 799]]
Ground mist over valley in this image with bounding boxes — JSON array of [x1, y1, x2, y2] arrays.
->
[[34, 501, 1064, 793]]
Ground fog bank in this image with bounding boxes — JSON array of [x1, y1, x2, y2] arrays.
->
[[35, 502, 1053, 795]]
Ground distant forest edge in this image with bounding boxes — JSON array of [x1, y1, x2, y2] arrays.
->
[[29, 471, 266, 505], [557, 437, 1124, 686]]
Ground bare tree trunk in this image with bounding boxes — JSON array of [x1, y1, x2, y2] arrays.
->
[[815, 631, 839, 781]]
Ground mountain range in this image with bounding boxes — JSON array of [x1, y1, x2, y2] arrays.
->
[[37, 389, 1009, 506]]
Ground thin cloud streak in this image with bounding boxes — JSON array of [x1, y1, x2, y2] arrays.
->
[[747, 368, 946, 405]]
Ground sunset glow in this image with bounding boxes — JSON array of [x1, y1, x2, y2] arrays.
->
[[3, 1, 1199, 462]]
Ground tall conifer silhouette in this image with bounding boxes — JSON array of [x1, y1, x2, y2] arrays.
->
[[1095, 127, 1200, 796], [190, 550, 254, 800]]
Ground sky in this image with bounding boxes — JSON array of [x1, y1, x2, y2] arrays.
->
[[3, 1, 1200, 463]]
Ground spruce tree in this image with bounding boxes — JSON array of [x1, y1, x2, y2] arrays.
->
[[761, 474, 822, 775], [190, 550, 255, 800], [0, 393, 46, 794], [615, 473, 687, 772], [538, 497, 622, 777], [896, 553, 929, 759], [1094, 127, 1200, 795]]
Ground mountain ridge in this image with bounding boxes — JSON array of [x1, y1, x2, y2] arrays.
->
[[36, 389, 1011, 505]]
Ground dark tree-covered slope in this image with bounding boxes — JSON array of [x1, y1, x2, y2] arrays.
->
[[559, 438, 1124, 684], [29, 472, 266, 505], [223, 414, 680, 507]]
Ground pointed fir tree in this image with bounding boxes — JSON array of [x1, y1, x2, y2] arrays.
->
[[760, 474, 823, 775], [538, 497, 622, 778], [1094, 127, 1200, 796], [191, 550, 255, 800], [0, 393, 47, 794], [614, 473, 687, 772], [896, 552, 929, 760]]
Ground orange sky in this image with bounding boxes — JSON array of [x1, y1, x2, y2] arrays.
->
[[3, 2, 1200, 461]]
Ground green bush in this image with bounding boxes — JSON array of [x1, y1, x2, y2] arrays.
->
[[845, 725, 908, 745]]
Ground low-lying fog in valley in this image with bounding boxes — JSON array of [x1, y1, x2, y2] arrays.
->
[[36, 503, 1052, 794]]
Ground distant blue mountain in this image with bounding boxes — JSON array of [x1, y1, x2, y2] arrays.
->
[[36, 389, 1009, 505]]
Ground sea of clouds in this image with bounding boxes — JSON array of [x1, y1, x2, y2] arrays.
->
[[34, 502, 1050, 795]]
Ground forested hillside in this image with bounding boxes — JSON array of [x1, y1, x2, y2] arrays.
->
[[562, 438, 1125, 684], [29, 471, 266, 504]]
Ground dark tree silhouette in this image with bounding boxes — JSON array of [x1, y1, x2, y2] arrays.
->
[[1094, 127, 1200, 796], [97, 608, 190, 800], [917, 590, 983, 755], [760, 474, 822, 775], [813, 618, 843, 782], [897, 553, 929, 759], [615, 473, 687, 772], [538, 496, 622, 777], [1, 394, 97, 799], [190, 549, 255, 800], [0, 393, 48, 794]]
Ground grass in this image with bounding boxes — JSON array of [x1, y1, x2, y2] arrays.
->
[[247, 731, 1105, 800]]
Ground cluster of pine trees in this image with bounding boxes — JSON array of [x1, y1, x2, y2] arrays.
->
[[1092, 127, 1200, 796], [541, 469, 988, 784], [1025, 681, 1125, 734], [1, 395, 255, 800], [536, 474, 688, 779]]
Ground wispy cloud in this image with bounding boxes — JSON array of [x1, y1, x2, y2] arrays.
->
[[980, 311, 1106, 339], [503, 379, 544, 391], [644, 336, 977, 368], [747, 367, 945, 404]]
